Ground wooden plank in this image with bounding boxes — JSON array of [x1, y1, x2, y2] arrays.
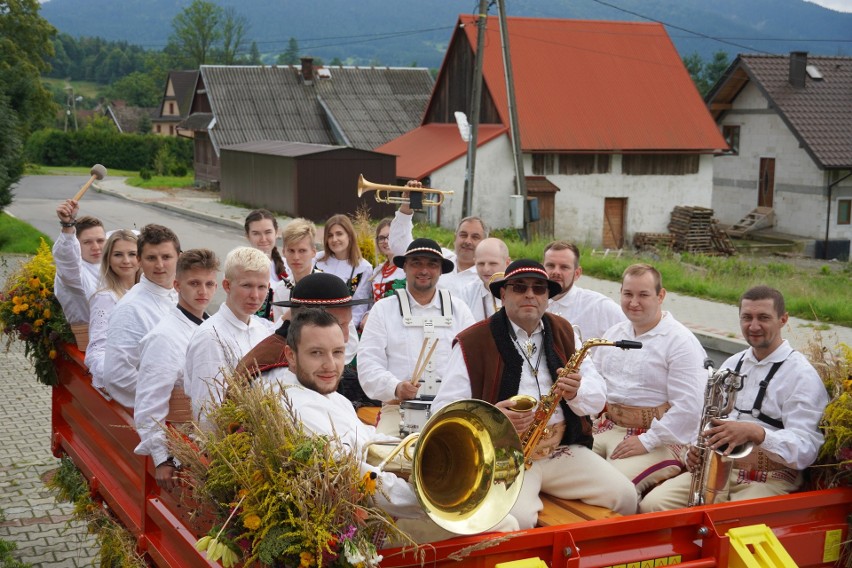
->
[[536, 494, 621, 527]]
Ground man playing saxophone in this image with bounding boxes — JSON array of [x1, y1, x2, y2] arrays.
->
[[640, 286, 829, 511], [432, 260, 638, 528]]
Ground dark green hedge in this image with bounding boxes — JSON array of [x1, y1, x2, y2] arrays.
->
[[24, 129, 192, 172]]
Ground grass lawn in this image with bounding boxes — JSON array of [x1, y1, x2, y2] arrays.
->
[[412, 222, 852, 327], [0, 213, 52, 254], [24, 164, 195, 190], [41, 77, 103, 99]]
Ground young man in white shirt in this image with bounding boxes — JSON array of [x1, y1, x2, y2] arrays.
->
[[273, 308, 519, 541], [640, 285, 829, 511], [103, 224, 180, 408], [544, 240, 625, 340], [53, 199, 106, 332], [592, 263, 706, 497], [133, 249, 219, 489], [357, 238, 475, 435], [186, 246, 277, 422]]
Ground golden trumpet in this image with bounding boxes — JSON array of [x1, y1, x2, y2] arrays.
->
[[357, 174, 453, 208]]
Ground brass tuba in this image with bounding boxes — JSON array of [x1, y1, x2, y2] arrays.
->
[[357, 174, 454, 209], [687, 361, 752, 506], [366, 399, 524, 534]]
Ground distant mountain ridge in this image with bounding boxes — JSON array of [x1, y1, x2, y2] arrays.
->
[[39, 0, 852, 68]]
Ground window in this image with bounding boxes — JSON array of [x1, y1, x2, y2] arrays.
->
[[532, 153, 556, 175], [169, 102, 175, 115], [156, 124, 161, 133], [169, 125, 174, 135], [723, 125, 740, 155], [559, 154, 611, 175], [839, 199, 851, 225], [622, 154, 700, 175]]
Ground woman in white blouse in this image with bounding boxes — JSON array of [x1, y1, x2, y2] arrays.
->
[[85, 229, 140, 390], [368, 217, 405, 303], [314, 214, 372, 328]]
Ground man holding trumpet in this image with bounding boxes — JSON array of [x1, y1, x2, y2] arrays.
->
[[357, 238, 474, 435]]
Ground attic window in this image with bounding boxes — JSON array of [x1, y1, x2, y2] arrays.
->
[[806, 65, 823, 80], [317, 68, 332, 79]]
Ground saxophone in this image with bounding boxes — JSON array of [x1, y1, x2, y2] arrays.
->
[[687, 361, 752, 506], [509, 337, 643, 468]]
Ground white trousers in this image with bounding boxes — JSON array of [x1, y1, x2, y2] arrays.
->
[[510, 444, 638, 529], [593, 423, 684, 497], [639, 466, 802, 512]]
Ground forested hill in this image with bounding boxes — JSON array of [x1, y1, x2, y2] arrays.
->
[[40, 0, 852, 67]]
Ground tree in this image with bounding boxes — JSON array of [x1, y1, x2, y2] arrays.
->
[[683, 50, 731, 96], [0, 0, 57, 212], [221, 7, 249, 65], [170, 0, 223, 67], [248, 42, 262, 65], [278, 37, 300, 65], [103, 72, 160, 107]]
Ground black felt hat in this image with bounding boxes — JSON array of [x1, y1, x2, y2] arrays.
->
[[488, 259, 561, 299], [392, 238, 454, 274], [272, 272, 371, 307]]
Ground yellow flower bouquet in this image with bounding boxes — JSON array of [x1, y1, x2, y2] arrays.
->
[[806, 337, 852, 488], [168, 372, 416, 567], [0, 239, 73, 386]]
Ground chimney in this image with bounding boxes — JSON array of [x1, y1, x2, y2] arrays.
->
[[300, 57, 314, 84], [789, 51, 808, 89]]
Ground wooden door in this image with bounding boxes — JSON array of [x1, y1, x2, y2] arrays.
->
[[758, 158, 775, 208], [528, 191, 555, 240], [603, 198, 626, 249]]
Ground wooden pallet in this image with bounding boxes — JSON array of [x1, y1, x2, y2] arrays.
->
[[537, 494, 621, 527]]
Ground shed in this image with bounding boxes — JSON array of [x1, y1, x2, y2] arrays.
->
[[220, 141, 397, 221]]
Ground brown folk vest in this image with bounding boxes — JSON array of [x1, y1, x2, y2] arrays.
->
[[454, 310, 592, 449]]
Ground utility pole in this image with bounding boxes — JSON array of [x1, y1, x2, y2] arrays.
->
[[462, 0, 489, 219], [496, 0, 528, 241]]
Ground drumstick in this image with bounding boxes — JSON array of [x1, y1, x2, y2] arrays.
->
[[73, 164, 107, 201], [411, 339, 439, 385], [410, 338, 428, 385]]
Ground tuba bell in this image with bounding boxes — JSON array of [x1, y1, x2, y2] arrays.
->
[[366, 399, 524, 534], [357, 174, 454, 210]]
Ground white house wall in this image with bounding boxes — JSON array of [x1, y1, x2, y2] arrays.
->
[[433, 136, 715, 248], [545, 154, 714, 247], [713, 81, 830, 240], [433, 134, 515, 231]]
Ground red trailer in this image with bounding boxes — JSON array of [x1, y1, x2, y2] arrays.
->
[[51, 344, 851, 567]]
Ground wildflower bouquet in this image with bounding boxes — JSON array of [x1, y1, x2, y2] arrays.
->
[[0, 240, 73, 386], [806, 337, 852, 488], [353, 207, 379, 267], [168, 372, 415, 567]]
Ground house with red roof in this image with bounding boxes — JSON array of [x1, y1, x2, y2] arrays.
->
[[706, 52, 852, 259], [377, 15, 727, 247]]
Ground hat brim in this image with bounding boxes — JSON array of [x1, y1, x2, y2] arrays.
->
[[272, 297, 372, 308], [393, 253, 455, 274], [489, 278, 562, 299]]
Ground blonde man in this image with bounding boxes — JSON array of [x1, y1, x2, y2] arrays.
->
[[272, 218, 318, 321], [186, 247, 277, 422]]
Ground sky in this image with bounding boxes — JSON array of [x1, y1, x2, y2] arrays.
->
[[806, 0, 852, 10]]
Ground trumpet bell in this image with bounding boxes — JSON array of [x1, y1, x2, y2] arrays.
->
[[413, 399, 525, 534]]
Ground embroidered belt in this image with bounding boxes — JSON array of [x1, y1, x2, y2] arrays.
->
[[165, 387, 193, 424], [604, 402, 671, 429], [531, 421, 567, 460], [733, 448, 795, 473]]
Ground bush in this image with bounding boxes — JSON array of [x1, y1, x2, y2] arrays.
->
[[172, 164, 188, 177], [23, 127, 192, 173], [139, 168, 152, 180]]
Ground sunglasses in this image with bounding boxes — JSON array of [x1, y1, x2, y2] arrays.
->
[[506, 282, 549, 295]]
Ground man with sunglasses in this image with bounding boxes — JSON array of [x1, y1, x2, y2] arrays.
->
[[432, 259, 638, 528]]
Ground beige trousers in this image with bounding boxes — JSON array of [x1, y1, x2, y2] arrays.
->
[[510, 444, 638, 529]]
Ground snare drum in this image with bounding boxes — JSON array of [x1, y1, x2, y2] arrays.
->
[[399, 399, 433, 436]]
